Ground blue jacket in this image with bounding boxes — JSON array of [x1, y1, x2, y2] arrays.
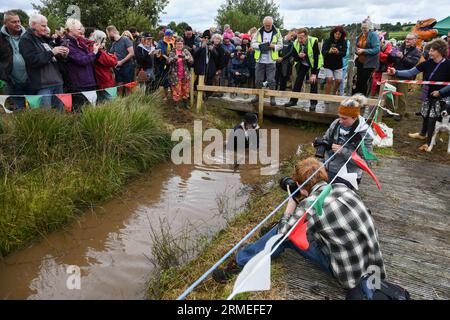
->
[[231, 54, 249, 77]]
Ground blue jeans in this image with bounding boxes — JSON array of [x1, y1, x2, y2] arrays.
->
[[6, 82, 32, 110], [236, 227, 334, 276], [36, 85, 64, 111]]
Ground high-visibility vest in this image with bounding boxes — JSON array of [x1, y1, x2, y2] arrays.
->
[[254, 29, 281, 62], [293, 36, 324, 69]]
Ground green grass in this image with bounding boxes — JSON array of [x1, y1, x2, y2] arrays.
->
[[0, 92, 172, 256], [374, 146, 400, 157]]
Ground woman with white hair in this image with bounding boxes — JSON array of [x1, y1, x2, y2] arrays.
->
[[64, 18, 100, 109], [90, 30, 117, 92]]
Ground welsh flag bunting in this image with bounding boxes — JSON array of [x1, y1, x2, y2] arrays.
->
[[288, 213, 309, 250], [228, 233, 284, 299], [124, 81, 138, 89], [0, 96, 13, 114], [360, 142, 379, 161], [351, 151, 381, 190], [105, 87, 117, 98], [308, 184, 332, 217], [82, 91, 97, 106], [56, 94, 73, 113], [25, 95, 42, 109], [383, 82, 399, 102], [372, 121, 387, 138], [336, 165, 359, 190]]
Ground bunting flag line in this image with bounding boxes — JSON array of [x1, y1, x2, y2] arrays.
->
[[360, 142, 379, 161], [0, 96, 13, 114], [25, 95, 42, 109], [336, 165, 359, 190], [288, 213, 309, 250], [56, 94, 73, 113], [372, 121, 387, 138], [379, 105, 400, 117], [351, 151, 381, 190], [382, 82, 398, 103], [82, 91, 97, 106], [228, 233, 284, 300], [0, 81, 139, 114], [307, 184, 332, 217]]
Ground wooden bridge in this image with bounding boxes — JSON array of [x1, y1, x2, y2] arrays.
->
[[190, 72, 382, 126]]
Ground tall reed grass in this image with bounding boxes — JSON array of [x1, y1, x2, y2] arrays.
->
[[0, 92, 172, 256]]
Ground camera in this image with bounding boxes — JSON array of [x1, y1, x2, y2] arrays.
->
[[279, 176, 299, 198], [313, 138, 332, 159]]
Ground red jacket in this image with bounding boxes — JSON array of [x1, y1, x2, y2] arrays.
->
[[95, 49, 117, 89], [379, 41, 393, 70]]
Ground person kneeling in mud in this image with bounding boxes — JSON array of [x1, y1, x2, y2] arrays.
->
[[213, 157, 386, 293], [226, 113, 260, 166]]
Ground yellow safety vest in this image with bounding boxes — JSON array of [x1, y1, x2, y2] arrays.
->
[[293, 36, 324, 69], [254, 29, 281, 62]]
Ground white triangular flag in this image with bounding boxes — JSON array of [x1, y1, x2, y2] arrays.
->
[[0, 95, 13, 114], [227, 233, 283, 300], [336, 165, 359, 190], [82, 91, 97, 106]]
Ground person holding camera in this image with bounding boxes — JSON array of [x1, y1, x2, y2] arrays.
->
[[167, 37, 194, 110], [193, 30, 220, 98], [213, 157, 385, 291], [135, 32, 156, 94], [314, 94, 373, 190]]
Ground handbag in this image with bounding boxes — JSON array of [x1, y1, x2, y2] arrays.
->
[[137, 68, 149, 82]]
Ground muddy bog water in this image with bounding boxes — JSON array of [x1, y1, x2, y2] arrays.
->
[[0, 120, 317, 299]]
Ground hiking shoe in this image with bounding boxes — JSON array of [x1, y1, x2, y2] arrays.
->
[[393, 114, 403, 122], [408, 132, 426, 140], [212, 261, 242, 284]]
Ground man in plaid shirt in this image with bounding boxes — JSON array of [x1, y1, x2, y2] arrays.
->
[[213, 157, 386, 290]]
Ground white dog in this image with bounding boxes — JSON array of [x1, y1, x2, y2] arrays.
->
[[427, 103, 450, 154]]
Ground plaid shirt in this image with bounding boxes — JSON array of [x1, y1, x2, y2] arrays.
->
[[279, 181, 386, 289]]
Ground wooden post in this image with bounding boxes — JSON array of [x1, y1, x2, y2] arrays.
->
[[258, 89, 264, 127], [376, 72, 389, 123], [345, 28, 357, 96], [196, 75, 205, 113], [189, 69, 196, 109]]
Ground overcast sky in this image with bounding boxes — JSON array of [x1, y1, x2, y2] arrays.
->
[[2, 0, 450, 31]]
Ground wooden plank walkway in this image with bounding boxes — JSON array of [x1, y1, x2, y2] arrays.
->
[[278, 157, 450, 300]]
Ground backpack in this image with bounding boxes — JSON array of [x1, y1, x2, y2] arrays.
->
[[346, 275, 411, 300]]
